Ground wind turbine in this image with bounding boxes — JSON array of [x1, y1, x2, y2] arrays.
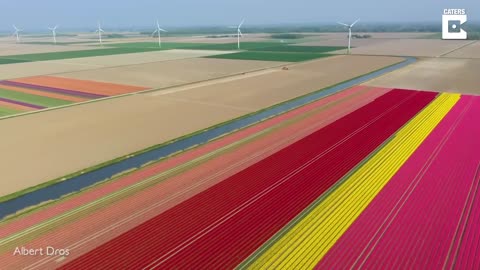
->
[[337, 19, 360, 54], [48, 25, 59, 44], [230, 19, 245, 50], [95, 22, 105, 46], [12, 25, 22, 43], [152, 20, 167, 48]]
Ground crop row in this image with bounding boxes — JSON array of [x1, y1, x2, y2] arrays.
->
[[316, 95, 480, 269], [59, 89, 434, 269], [249, 92, 456, 269], [0, 85, 385, 269]]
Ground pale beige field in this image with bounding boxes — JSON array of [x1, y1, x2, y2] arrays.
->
[[162, 55, 403, 109], [0, 49, 231, 80], [56, 57, 287, 88], [0, 94, 249, 197], [0, 61, 95, 80], [295, 38, 389, 48], [0, 55, 401, 196], [87, 33, 272, 45], [310, 32, 436, 39], [340, 39, 472, 57], [0, 43, 97, 56], [366, 58, 480, 94], [51, 49, 233, 67], [442, 41, 480, 59]]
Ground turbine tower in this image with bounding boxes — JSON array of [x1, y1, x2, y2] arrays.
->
[[234, 19, 245, 49], [48, 25, 59, 45], [95, 22, 105, 46], [13, 25, 23, 43], [152, 20, 167, 48], [337, 19, 360, 54]]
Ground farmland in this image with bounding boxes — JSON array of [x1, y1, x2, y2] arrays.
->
[[0, 54, 401, 197], [0, 76, 148, 117], [0, 31, 479, 270], [367, 58, 480, 95], [1, 86, 479, 269]]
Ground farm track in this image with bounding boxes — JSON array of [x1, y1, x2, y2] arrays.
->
[[58, 90, 434, 269], [250, 92, 458, 269], [0, 86, 387, 268]]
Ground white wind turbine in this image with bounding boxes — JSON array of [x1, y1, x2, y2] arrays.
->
[[95, 22, 105, 45], [337, 19, 360, 54], [152, 20, 167, 48], [230, 19, 245, 49], [13, 25, 23, 43], [48, 25, 59, 44]]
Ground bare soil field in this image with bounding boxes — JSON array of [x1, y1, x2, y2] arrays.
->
[[0, 54, 401, 196], [0, 43, 97, 57], [56, 57, 287, 88], [297, 32, 435, 41], [0, 61, 95, 80], [163, 55, 403, 109], [52, 49, 233, 67], [366, 58, 480, 94], [91, 34, 272, 45], [0, 94, 249, 197], [342, 39, 471, 57], [442, 41, 480, 59], [0, 50, 231, 80], [295, 38, 389, 48]]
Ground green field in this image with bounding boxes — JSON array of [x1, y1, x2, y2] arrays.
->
[[1, 47, 164, 62], [0, 41, 344, 64], [0, 107, 20, 117], [0, 88, 72, 107], [108, 41, 286, 51], [0, 58, 32, 64], [23, 41, 94, 46], [206, 51, 332, 62]]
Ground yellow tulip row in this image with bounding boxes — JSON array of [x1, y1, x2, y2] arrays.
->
[[247, 93, 460, 270]]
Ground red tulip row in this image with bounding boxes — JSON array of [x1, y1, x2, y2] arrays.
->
[[60, 90, 435, 269]]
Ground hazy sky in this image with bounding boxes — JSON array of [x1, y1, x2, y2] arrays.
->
[[0, 0, 478, 30]]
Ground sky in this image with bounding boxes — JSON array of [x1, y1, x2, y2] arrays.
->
[[0, 0, 478, 31]]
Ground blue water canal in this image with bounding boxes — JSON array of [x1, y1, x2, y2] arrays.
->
[[0, 57, 416, 219]]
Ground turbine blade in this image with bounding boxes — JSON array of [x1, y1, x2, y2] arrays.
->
[[238, 18, 245, 28], [350, 19, 360, 27], [159, 28, 167, 32], [337, 22, 349, 27], [157, 20, 160, 28], [238, 30, 243, 37], [152, 30, 158, 36]]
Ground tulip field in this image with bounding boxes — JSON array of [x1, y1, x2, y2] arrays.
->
[[1, 86, 478, 269]]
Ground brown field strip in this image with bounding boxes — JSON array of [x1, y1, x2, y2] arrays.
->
[[0, 84, 87, 102], [0, 101, 33, 111], [10, 76, 149, 96]]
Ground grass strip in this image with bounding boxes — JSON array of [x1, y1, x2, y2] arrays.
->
[[0, 88, 72, 107], [0, 106, 20, 117], [0, 58, 32, 65]]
